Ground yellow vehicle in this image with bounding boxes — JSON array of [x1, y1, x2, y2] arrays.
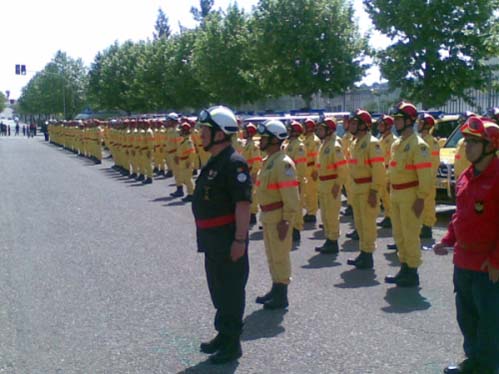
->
[[433, 114, 460, 147], [435, 124, 462, 203]]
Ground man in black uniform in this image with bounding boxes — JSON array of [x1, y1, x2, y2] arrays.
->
[[192, 105, 252, 365]]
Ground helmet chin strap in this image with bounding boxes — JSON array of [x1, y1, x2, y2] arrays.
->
[[203, 127, 229, 151], [395, 120, 412, 136]]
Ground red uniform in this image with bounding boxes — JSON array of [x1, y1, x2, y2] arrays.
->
[[441, 157, 499, 271]]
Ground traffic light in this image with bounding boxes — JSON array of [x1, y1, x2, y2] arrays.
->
[[15, 64, 26, 75]]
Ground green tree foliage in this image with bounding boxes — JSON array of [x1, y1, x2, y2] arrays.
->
[[154, 8, 171, 40], [0, 92, 6, 113], [193, 4, 261, 106], [17, 51, 87, 119], [365, 0, 499, 109], [191, 0, 215, 22], [252, 0, 368, 108], [87, 41, 148, 114]]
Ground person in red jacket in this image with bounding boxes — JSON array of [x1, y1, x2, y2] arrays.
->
[[434, 117, 499, 374]]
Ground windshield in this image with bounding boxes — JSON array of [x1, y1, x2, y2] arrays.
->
[[444, 126, 463, 148]]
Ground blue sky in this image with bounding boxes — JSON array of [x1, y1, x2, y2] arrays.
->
[[1, 0, 388, 100]]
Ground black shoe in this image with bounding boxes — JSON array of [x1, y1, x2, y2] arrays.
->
[[165, 170, 173, 178], [129, 173, 137, 179], [192, 169, 198, 176], [264, 283, 288, 310], [319, 223, 323, 229], [342, 206, 353, 216], [256, 284, 276, 304], [377, 217, 392, 228], [395, 266, 420, 287], [200, 333, 225, 354], [385, 263, 408, 284], [250, 214, 257, 225], [347, 251, 373, 269], [387, 243, 398, 250], [209, 338, 242, 365], [346, 229, 359, 240], [142, 177, 153, 184], [420, 225, 433, 239], [303, 214, 316, 223], [443, 358, 476, 374], [181, 195, 193, 202], [292, 228, 301, 242], [137, 175, 145, 181], [170, 188, 184, 197], [318, 240, 339, 254]]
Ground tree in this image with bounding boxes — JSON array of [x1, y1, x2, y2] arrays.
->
[[365, 0, 499, 109], [87, 41, 148, 114], [0, 91, 6, 113], [252, 0, 369, 108], [17, 51, 87, 119], [190, 0, 215, 22], [154, 8, 171, 40], [192, 4, 262, 106]]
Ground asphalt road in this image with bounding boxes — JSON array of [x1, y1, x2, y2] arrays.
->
[[0, 136, 463, 374]]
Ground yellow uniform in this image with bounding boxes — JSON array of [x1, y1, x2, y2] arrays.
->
[[342, 132, 354, 207], [256, 151, 300, 284], [389, 133, 433, 268], [175, 135, 196, 195], [453, 138, 469, 180], [241, 138, 262, 215], [166, 127, 181, 180], [317, 134, 347, 242], [284, 138, 307, 231], [232, 135, 244, 154], [421, 133, 440, 228], [379, 132, 397, 220], [304, 133, 321, 216], [349, 133, 386, 253], [142, 127, 155, 180]]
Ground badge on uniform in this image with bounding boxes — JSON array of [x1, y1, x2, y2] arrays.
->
[[237, 173, 248, 183], [285, 163, 295, 177], [420, 145, 428, 158], [375, 144, 382, 154], [404, 144, 410, 152], [325, 147, 330, 154], [208, 169, 218, 180], [474, 200, 484, 214], [361, 142, 367, 149], [267, 160, 274, 170]]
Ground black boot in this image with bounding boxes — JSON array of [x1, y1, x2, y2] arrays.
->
[[256, 283, 276, 304], [318, 240, 339, 254], [142, 177, 153, 184], [396, 266, 420, 287], [292, 228, 301, 242], [129, 173, 137, 179], [347, 251, 373, 269], [192, 169, 198, 176], [137, 174, 145, 181], [209, 335, 242, 364], [200, 333, 226, 354], [303, 214, 316, 223], [443, 358, 476, 374], [346, 229, 359, 240], [387, 243, 398, 251], [420, 225, 433, 239], [385, 263, 408, 284], [342, 205, 353, 216], [377, 217, 392, 228], [264, 283, 288, 310], [249, 214, 257, 225], [165, 170, 173, 178], [181, 195, 193, 202], [170, 186, 184, 197]]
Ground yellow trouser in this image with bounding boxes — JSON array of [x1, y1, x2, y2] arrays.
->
[[95, 143, 102, 161], [422, 184, 437, 227], [380, 183, 391, 218], [352, 192, 380, 252], [131, 150, 141, 174], [344, 175, 353, 206], [177, 168, 194, 194], [391, 189, 423, 268], [319, 190, 342, 241], [304, 174, 318, 215], [141, 151, 153, 178], [250, 186, 258, 215], [263, 222, 292, 284], [293, 182, 305, 230]]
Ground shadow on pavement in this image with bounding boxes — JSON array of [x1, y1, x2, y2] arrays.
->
[[382, 287, 431, 313], [340, 239, 358, 252], [151, 196, 177, 203], [383, 251, 400, 267], [334, 268, 380, 288], [241, 308, 287, 341], [301, 254, 341, 269], [178, 358, 239, 374]]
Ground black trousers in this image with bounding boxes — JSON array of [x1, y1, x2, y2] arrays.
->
[[454, 266, 499, 370], [205, 247, 249, 338]]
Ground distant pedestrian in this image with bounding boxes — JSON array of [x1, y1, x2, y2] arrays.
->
[[15, 123, 19, 136], [434, 117, 499, 374], [22, 125, 26, 136]]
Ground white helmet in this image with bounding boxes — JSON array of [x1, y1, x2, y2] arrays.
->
[[167, 112, 179, 121], [199, 105, 238, 134], [258, 119, 288, 140]]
